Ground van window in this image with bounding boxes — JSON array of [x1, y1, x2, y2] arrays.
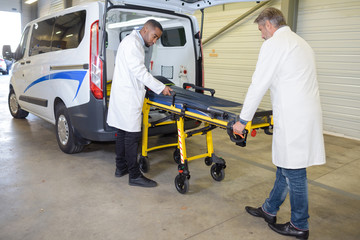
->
[[16, 26, 30, 59], [161, 27, 186, 47], [29, 10, 86, 56], [52, 11, 86, 51], [29, 18, 55, 56]]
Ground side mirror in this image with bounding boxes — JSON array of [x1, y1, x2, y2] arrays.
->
[[2, 45, 13, 60]]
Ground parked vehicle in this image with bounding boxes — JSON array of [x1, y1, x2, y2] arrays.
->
[[0, 57, 8, 75], [3, 0, 257, 153]]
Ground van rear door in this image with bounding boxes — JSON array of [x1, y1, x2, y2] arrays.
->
[[104, 6, 199, 91], [116, 0, 268, 14]]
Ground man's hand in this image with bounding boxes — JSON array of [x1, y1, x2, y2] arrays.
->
[[162, 86, 173, 96], [233, 121, 246, 135]]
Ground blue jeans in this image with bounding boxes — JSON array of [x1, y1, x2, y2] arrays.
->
[[262, 167, 309, 230]]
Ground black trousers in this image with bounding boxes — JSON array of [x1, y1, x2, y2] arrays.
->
[[115, 129, 142, 179]]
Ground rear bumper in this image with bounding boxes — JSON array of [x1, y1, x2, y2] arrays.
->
[[68, 95, 116, 142], [68, 95, 200, 142]]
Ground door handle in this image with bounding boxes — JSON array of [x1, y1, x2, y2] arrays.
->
[[26, 60, 31, 64], [20, 62, 25, 65]]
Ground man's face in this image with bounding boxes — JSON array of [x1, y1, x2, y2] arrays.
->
[[143, 26, 162, 47], [258, 20, 275, 40]]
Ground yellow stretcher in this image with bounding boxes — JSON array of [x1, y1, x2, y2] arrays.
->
[[140, 82, 273, 194]]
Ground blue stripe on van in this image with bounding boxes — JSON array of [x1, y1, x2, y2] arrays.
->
[[24, 71, 87, 101]]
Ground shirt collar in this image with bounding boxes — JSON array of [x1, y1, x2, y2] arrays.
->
[[274, 25, 290, 36], [135, 30, 145, 47]]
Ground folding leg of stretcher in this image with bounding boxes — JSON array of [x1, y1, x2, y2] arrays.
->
[[140, 95, 272, 194]]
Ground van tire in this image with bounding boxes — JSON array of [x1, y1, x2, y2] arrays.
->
[[55, 103, 84, 154], [8, 88, 29, 119]]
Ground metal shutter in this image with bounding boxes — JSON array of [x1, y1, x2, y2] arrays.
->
[[72, 0, 97, 5], [195, 0, 281, 110], [297, 0, 360, 139]]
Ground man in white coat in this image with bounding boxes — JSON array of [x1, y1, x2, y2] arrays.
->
[[233, 8, 326, 239], [107, 20, 172, 188]]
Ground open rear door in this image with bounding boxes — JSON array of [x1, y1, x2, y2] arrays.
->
[[115, 0, 269, 14]]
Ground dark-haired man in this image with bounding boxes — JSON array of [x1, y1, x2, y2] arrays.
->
[[107, 20, 172, 188], [233, 7, 326, 239]]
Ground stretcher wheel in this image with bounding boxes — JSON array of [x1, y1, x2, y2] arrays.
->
[[175, 175, 189, 194], [204, 157, 213, 166], [210, 164, 225, 181], [139, 156, 150, 173], [173, 148, 181, 164]]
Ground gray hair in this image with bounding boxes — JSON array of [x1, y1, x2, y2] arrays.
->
[[254, 7, 287, 28]]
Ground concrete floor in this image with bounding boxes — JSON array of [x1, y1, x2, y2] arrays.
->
[[0, 74, 359, 240]]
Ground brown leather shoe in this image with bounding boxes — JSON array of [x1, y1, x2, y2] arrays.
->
[[268, 222, 309, 239], [245, 206, 276, 224]]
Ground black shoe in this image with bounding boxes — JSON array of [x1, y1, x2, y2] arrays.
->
[[268, 222, 309, 239], [129, 175, 157, 188], [245, 206, 276, 224], [115, 168, 128, 177]]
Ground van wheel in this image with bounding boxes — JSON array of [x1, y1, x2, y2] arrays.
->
[[8, 88, 29, 119], [55, 103, 84, 154]]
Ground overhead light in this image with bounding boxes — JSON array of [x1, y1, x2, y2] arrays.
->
[[25, 0, 38, 4], [66, 34, 73, 38], [108, 17, 169, 29]]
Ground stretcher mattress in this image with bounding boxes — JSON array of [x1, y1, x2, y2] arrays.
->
[[146, 85, 272, 124]]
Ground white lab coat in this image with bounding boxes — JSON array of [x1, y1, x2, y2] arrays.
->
[[240, 26, 326, 169], [107, 30, 165, 132]]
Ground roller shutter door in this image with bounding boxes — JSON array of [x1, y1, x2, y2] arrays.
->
[[297, 0, 360, 139], [72, 0, 97, 6], [195, 0, 281, 111]]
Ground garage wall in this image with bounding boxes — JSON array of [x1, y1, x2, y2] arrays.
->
[[194, 0, 281, 110], [38, 0, 64, 17], [297, 0, 360, 139], [195, 0, 360, 140], [72, 0, 97, 6]]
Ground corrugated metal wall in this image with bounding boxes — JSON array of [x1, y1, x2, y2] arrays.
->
[[196, 0, 360, 139], [38, 0, 64, 17], [194, 0, 281, 111], [297, 0, 360, 139], [72, 0, 98, 6]]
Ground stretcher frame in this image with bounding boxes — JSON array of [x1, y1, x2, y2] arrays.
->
[[140, 92, 273, 194]]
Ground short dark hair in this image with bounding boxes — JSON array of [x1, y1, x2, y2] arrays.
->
[[254, 7, 287, 28], [144, 19, 163, 32]]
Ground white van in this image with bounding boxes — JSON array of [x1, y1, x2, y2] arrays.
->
[[3, 0, 259, 153]]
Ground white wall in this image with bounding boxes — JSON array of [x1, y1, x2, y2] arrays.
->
[[0, 0, 21, 12], [0, 1, 22, 51]]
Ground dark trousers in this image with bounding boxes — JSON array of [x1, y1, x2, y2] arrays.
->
[[115, 129, 142, 179]]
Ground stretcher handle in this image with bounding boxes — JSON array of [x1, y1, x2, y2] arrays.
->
[[227, 120, 248, 145], [171, 91, 176, 106], [183, 83, 215, 97]]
